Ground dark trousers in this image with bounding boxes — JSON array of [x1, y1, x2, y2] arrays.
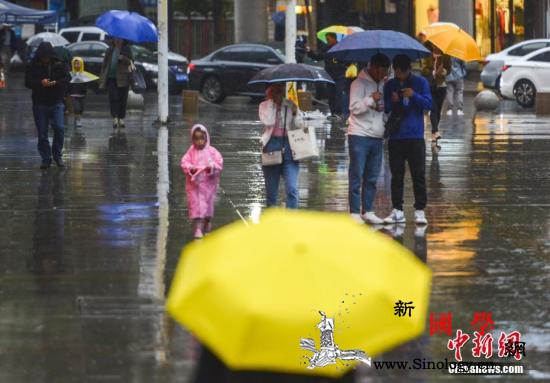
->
[[107, 79, 129, 119], [32, 103, 65, 162], [70, 96, 85, 115], [328, 77, 346, 116], [388, 139, 427, 211], [430, 86, 447, 134]]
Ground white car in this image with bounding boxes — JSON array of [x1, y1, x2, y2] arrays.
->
[[481, 39, 550, 90], [500, 47, 550, 107]]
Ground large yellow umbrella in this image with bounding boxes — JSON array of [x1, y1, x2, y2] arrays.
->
[[422, 23, 482, 62], [317, 25, 363, 44], [166, 209, 431, 378]]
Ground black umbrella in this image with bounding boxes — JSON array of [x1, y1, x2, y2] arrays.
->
[[247, 63, 335, 85]]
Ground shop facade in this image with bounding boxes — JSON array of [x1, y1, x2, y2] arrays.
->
[[315, 0, 549, 55]]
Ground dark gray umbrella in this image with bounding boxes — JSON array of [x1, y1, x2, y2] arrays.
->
[[247, 63, 335, 85]]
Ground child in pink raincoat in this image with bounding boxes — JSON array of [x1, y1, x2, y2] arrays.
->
[[181, 124, 223, 239]]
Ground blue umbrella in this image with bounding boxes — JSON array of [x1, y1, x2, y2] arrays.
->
[[96, 10, 158, 43], [327, 30, 430, 62]]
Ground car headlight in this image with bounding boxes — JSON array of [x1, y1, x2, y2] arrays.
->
[[142, 62, 158, 72]]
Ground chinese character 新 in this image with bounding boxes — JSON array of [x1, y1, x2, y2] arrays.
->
[[430, 312, 452, 336], [472, 331, 493, 358], [394, 300, 415, 317]]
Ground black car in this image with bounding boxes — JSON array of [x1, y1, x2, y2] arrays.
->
[[188, 43, 286, 103], [66, 41, 188, 94]]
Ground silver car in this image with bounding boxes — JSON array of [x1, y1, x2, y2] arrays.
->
[[481, 39, 550, 91]]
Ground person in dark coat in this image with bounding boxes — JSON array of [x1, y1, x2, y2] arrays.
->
[[307, 33, 347, 120], [99, 37, 133, 129], [25, 42, 71, 169]]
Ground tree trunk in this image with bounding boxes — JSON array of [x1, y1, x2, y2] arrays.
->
[[212, 0, 226, 49]]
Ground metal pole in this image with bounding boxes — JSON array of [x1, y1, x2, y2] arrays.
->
[[157, 0, 169, 124], [285, 0, 297, 63]]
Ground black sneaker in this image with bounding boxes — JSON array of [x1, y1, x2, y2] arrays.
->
[[40, 161, 51, 170], [54, 158, 65, 168]]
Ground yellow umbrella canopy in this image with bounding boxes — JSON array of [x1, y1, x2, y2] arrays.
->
[[422, 23, 482, 62], [166, 209, 432, 378], [317, 25, 364, 44]]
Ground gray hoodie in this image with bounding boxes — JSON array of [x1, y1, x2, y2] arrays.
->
[[348, 69, 385, 139]]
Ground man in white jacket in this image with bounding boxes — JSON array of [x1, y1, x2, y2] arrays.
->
[[348, 53, 390, 224]]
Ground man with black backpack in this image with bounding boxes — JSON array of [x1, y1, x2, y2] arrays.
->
[[383, 54, 432, 225]]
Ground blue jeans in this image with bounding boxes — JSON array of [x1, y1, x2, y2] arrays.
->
[[262, 136, 299, 209], [348, 135, 383, 214], [33, 103, 65, 163]]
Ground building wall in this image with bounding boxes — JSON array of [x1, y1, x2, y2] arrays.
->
[[438, 0, 474, 35], [234, 0, 268, 43]]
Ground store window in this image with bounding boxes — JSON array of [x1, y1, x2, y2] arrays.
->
[[415, 0, 439, 36], [476, 0, 526, 56]]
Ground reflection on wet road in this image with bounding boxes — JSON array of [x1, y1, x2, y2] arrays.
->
[[0, 74, 548, 381]]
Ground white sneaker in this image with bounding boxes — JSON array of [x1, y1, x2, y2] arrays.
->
[[415, 210, 428, 225], [446, 109, 453, 116], [119, 119, 125, 128], [362, 211, 384, 224], [384, 209, 406, 224], [113, 117, 119, 128], [457, 109, 464, 116], [350, 213, 364, 224]]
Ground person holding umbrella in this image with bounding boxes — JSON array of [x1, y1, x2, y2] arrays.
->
[[259, 83, 303, 209], [307, 33, 347, 121], [99, 37, 133, 129], [421, 43, 451, 143], [347, 53, 390, 225], [25, 42, 71, 169], [383, 55, 432, 225]]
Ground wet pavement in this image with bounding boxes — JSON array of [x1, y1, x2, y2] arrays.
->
[[0, 72, 549, 382]]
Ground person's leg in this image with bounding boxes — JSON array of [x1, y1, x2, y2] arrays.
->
[[118, 86, 130, 120], [407, 139, 427, 210], [282, 159, 300, 209], [327, 83, 337, 116], [348, 135, 367, 214], [388, 140, 406, 211], [50, 103, 65, 163], [456, 79, 464, 113], [107, 79, 119, 119], [334, 77, 346, 115], [446, 81, 455, 113], [32, 104, 52, 163], [203, 217, 212, 234], [262, 165, 282, 207], [341, 78, 351, 120], [362, 138, 383, 213]]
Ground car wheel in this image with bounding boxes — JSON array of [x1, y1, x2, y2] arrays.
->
[[513, 79, 536, 108], [201, 76, 225, 103]]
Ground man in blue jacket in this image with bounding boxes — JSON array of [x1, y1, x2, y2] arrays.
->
[[383, 54, 432, 225]]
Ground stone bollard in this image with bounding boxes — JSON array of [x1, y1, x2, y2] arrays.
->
[[183, 90, 199, 116], [535, 93, 550, 115], [474, 90, 499, 111], [297, 90, 313, 111], [126, 90, 144, 110]]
